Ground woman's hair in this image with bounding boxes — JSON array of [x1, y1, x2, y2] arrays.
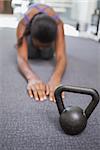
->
[[17, 13, 57, 47]]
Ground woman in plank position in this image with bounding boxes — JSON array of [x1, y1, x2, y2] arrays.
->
[[16, 3, 67, 102]]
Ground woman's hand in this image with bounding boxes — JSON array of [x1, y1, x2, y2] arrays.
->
[[27, 79, 47, 101], [46, 79, 64, 102]]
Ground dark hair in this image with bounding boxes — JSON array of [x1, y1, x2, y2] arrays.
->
[[17, 13, 57, 47]]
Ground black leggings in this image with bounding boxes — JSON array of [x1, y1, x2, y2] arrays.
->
[[27, 36, 54, 60]]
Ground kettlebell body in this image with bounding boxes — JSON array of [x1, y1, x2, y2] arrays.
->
[[54, 85, 99, 135], [60, 106, 87, 135]]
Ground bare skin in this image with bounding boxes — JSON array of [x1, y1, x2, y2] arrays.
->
[[16, 4, 67, 102]]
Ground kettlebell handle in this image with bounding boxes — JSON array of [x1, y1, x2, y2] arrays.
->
[[54, 85, 99, 119]]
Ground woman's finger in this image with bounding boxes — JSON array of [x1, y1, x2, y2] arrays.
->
[[62, 92, 65, 99], [46, 84, 49, 96], [49, 90, 54, 102], [27, 89, 33, 98], [31, 86, 39, 101], [37, 89, 44, 101], [35, 83, 46, 101]]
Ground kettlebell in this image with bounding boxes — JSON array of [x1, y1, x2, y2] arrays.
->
[[54, 85, 99, 135]]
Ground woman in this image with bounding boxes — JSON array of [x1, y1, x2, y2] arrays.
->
[[16, 3, 67, 102]]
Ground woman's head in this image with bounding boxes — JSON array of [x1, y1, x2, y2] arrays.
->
[[17, 13, 57, 47], [30, 13, 57, 44]]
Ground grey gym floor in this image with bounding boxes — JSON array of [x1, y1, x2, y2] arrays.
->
[[0, 28, 100, 150]]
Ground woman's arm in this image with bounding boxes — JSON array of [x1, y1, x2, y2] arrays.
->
[[16, 20, 38, 81], [17, 21, 46, 101], [51, 22, 67, 81], [46, 22, 67, 102]]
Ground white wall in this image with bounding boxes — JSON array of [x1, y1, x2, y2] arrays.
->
[[71, 0, 97, 30]]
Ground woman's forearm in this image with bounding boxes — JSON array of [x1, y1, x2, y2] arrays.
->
[[17, 57, 38, 81], [50, 57, 67, 82]]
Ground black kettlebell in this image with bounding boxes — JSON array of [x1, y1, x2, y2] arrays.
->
[[54, 85, 99, 135]]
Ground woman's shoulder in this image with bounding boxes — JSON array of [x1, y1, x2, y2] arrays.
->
[[19, 3, 62, 26]]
